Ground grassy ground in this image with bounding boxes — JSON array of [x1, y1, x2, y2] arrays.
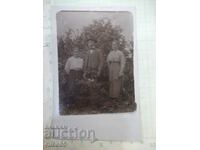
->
[[59, 80, 136, 115]]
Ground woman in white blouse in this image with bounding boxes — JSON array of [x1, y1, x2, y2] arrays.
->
[[64, 47, 83, 105]]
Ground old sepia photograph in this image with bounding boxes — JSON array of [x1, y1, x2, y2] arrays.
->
[[56, 11, 137, 115]]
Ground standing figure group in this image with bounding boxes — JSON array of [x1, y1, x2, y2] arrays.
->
[[64, 39, 126, 106]]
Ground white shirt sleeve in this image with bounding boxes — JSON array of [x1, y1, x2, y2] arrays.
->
[[80, 58, 84, 69], [64, 58, 71, 74], [119, 51, 126, 73]]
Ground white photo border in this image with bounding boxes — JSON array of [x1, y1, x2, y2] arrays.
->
[[51, 6, 142, 141]]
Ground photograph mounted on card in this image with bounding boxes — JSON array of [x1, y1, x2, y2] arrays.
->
[[51, 6, 141, 141]]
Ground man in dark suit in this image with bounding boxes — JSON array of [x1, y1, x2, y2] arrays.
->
[[83, 39, 103, 80]]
